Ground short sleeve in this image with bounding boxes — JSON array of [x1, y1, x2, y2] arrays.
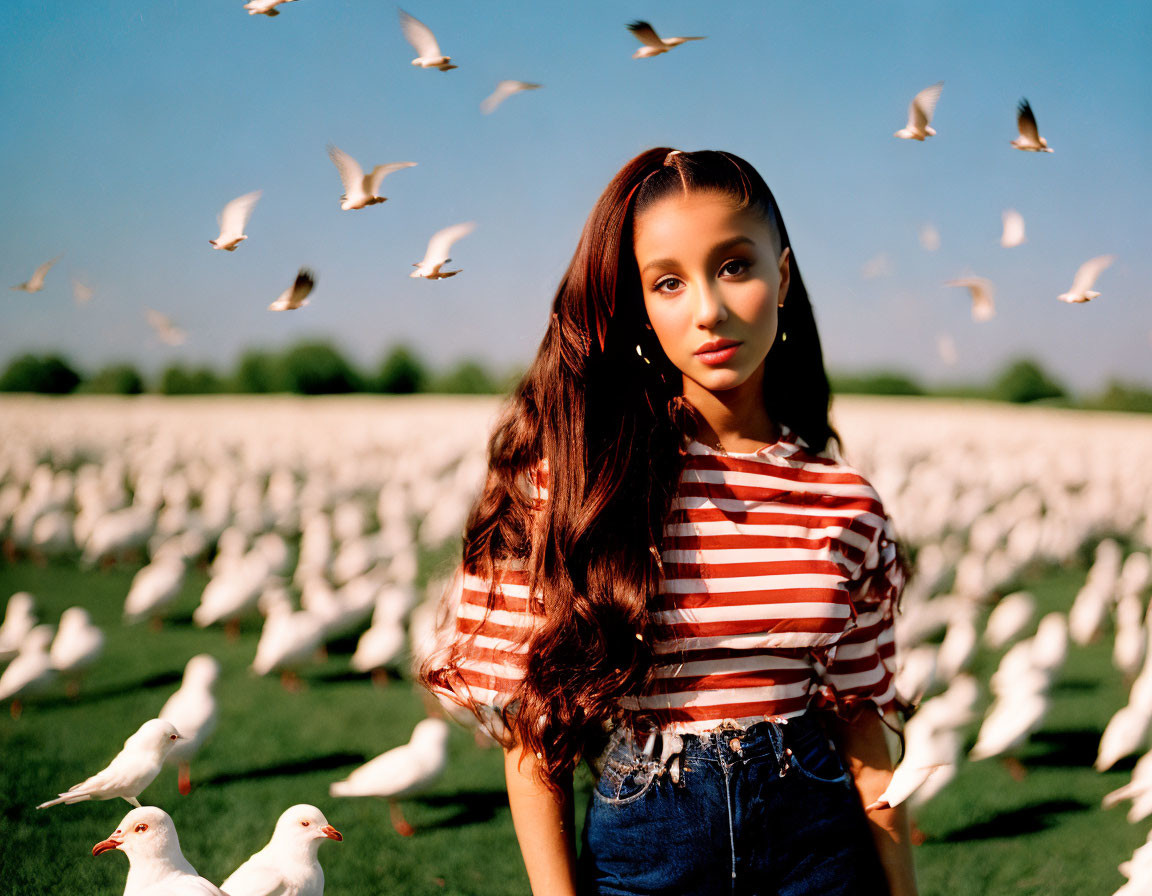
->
[[811, 510, 904, 721]]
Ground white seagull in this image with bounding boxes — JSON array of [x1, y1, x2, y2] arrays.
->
[[37, 718, 184, 809], [0, 591, 37, 662], [626, 20, 705, 58], [327, 144, 416, 210], [146, 309, 187, 346], [0, 624, 57, 714], [1011, 99, 1053, 152], [92, 806, 225, 896], [220, 804, 342, 896], [12, 255, 61, 292], [210, 190, 261, 251], [49, 606, 105, 682], [1001, 208, 1027, 248], [945, 277, 995, 321], [1058, 255, 1115, 303], [398, 9, 457, 70], [243, 0, 297, 17], [481, 80, 543, 114], [268, 268, 316, 311], [894, 82, 943, 141], [159, 655, 221, 795], [411, 221, 475, 280]]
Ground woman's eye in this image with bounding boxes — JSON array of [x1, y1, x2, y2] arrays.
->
[[655, 277, 682, 293], [720, 259, 749, 276]]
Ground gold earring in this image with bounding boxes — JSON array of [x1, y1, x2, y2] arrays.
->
[[782, 330, 788, 342]]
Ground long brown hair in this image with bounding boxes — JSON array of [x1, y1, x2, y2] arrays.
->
[[422, 148, 848, 786]]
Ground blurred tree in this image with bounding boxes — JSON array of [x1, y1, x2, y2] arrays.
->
[[0, 354, 82, 394], [158, 364, 223, 395], [992, 358, 1068, 404], [79, 363, 144, 394], [1087, 380, 1152, 414], [231, 349, 289, 393], [429, 359, 501, 394], [830, 370, 924, 396], [374, 344, 428, 393], [281, 340, 362, 394]]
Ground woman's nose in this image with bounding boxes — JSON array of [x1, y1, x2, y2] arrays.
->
[[692, 281, 728, 328]]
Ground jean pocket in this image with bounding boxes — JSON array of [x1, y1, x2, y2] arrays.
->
[[592, 732, 662, 805], [787, 727, 851, 785]]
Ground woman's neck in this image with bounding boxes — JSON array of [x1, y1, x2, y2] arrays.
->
[[681, 368, 779, 454]]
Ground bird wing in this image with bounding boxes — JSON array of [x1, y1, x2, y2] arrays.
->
[[221, 857, 286, 896], [398, 8, 441, 57], [326, 144, 363, 193], [481, 81, 540, 114], [218, 190, 262, 236], [28, 255, 61, 289], [909, 82, 943, 129], [627, 20, 667, 49], [1016, 99, 1041, 142], [424, 221, 476, 264], [946, 277, 994, 317], [290, 268, 316, 304], [366, 161, 417, 195], [1070, 255, 1115, 294]]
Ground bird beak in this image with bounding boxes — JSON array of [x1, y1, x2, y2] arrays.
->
[[92, 836, 123, 856], [320, 825, 343, 841]]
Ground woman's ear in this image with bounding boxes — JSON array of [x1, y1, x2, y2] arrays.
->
[[777, 247, 792, 308]]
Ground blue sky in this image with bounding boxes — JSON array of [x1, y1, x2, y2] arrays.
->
[[1, 0, 1148, 391]]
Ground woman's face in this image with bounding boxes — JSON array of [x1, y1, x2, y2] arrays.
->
[[633, 190, 790, 399]]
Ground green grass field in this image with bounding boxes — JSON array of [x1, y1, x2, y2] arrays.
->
[[0, 552, 1147, 895]]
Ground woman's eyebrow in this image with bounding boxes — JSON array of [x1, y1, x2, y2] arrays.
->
[[639, 236, 756, 276]]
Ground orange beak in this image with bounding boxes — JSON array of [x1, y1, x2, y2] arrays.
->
[[92, 836, 122, 857], [320, 825, 342, 841]]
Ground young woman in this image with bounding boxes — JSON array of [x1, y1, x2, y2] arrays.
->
[[421, 148, 917, 896]]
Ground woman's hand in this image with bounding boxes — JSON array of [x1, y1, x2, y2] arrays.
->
[[504, 742, 580, 896], [827, 707, 920, 896]]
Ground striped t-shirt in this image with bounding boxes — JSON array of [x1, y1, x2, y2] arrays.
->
[[427, 422, 903, 736]]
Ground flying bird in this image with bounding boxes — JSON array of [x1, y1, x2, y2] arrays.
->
[[918, 223, 941, 252], [399, 9, 457, 70], [626, 20, 705, 58], [1058, 255, 1115, 303], [894, 82, 943, 141], [411, 221, 475, 280], [1011, 99, 1053, 152], [12, 255, 61, 292], [72, 278, 94, 304], [243, 0, 297, 16], [147, 309, 187, 346], [209, 190, 261, 251], [92, 806, 225, 896], [269, 268, 316, 311], [37, 718, 184, 808], [327, 145, 416, 210], [481, 80, 543, 114], [945, 277, 995, 321], [220, 804, 341, 896], [1001, 209, 1026, 248]]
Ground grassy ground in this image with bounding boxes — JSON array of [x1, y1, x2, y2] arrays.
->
[[0, 553, 1147, 895]]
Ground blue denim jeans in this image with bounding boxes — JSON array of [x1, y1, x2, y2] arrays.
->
[[577, 712, 889, 896]]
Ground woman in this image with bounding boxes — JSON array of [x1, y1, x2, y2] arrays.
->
[[421, 147, 918, 896]]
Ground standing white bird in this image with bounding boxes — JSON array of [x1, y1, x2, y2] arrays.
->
[[11, 255, 61, 292], [1010, 99, 1053, 152], [92, 806, 224, 896], [49, 606, 105, 688], [894, 82, 943, 140], [329, 717, 450, 836], [37, 718, 184, 808], [945, 277, 995, 321], [146, 309, 187, 346], [243, 0, 297, 17], [159, 655, 221, 795], [0, 591, 37, 662], [481, 80, 543, 114], [326, 145, 416, 210], [1001, 209, 1027, 248], [984, 591, 1036, 650], [410, 221, 475, 280], [268, 268, 316, 312], [626, 20, 705, 58], [209, 190, 261, 251], [0, 624, 56, 715], [220, 804, 342, 896], [1058, 255, 1115, 303], [398, 9, 457, 70], [124, 555, 187, 625]]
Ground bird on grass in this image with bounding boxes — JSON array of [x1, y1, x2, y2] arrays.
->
[[210, 190, 261, 251], [327, 145, 416, 210], [626, 21, 705, 58], [0, 591, 37, 662], [411, 221, 475, 280], [269, 268, 316, 311], [481, 80, 542, 114], [159, 655, 221, 796], [945, 276, 995, 321], [37, 718, 183, 808], [894, 82, 943, 141], [220, 804, 341, 896], [11, 255, 61, 292], [1011, 99, 1053, 152], [1058, 255, 1115, 303], [0, 624, 56, 719], [93, 806, 224, 896], [399, 9, 457, 70], [49, 606, 104, 695]]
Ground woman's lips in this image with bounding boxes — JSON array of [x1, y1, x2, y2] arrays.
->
[[695, 343, 740, 365]]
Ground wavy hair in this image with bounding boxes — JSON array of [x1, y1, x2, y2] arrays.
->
[[421, 147, 882, 787]]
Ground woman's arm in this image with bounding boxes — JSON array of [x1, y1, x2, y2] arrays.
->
[[504, 742, 579, 896], [827, 708, 919, 896]]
